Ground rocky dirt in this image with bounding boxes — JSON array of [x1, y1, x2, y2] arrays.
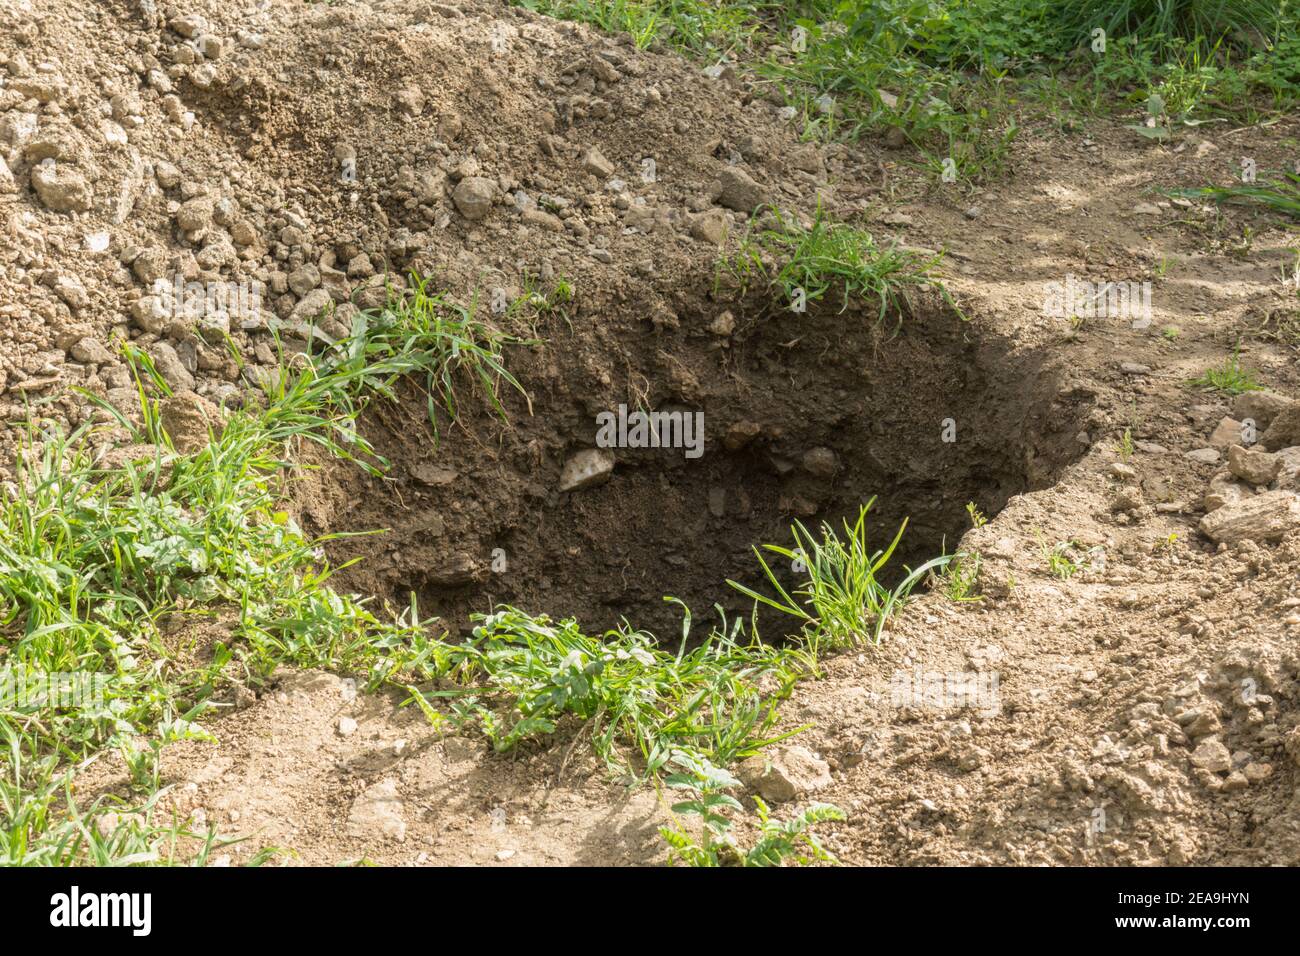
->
[[5, 0, 1300, 865]]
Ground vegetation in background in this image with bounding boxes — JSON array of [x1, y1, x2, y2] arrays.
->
[[515, 0, 1300, 178], [1048, 0, 1285, 51]]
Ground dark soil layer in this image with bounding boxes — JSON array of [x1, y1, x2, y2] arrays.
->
[[299, 291, 1092, 639]]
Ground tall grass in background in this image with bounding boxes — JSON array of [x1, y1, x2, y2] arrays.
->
[[514, 0, 1300, 162]]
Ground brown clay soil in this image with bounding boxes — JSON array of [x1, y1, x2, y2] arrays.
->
[[4, 0, 1300, 865]]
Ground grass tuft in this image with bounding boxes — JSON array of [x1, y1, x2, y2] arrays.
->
[[1174, 170, 1300, 222], [312, 275, 533, 448], [1189, 348, 1263, 395], [720, 204, 956, 323], [728, 498, 950, 647]]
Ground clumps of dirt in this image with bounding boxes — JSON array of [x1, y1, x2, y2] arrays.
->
[[0, 0, 889, 475], [302, 293, 1091, 639]]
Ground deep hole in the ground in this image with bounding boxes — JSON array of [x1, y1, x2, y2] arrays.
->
[[296, 292, 1092, 641]]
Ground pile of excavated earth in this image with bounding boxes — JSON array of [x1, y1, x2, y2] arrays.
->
[[3, 0, 1300, 865]]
